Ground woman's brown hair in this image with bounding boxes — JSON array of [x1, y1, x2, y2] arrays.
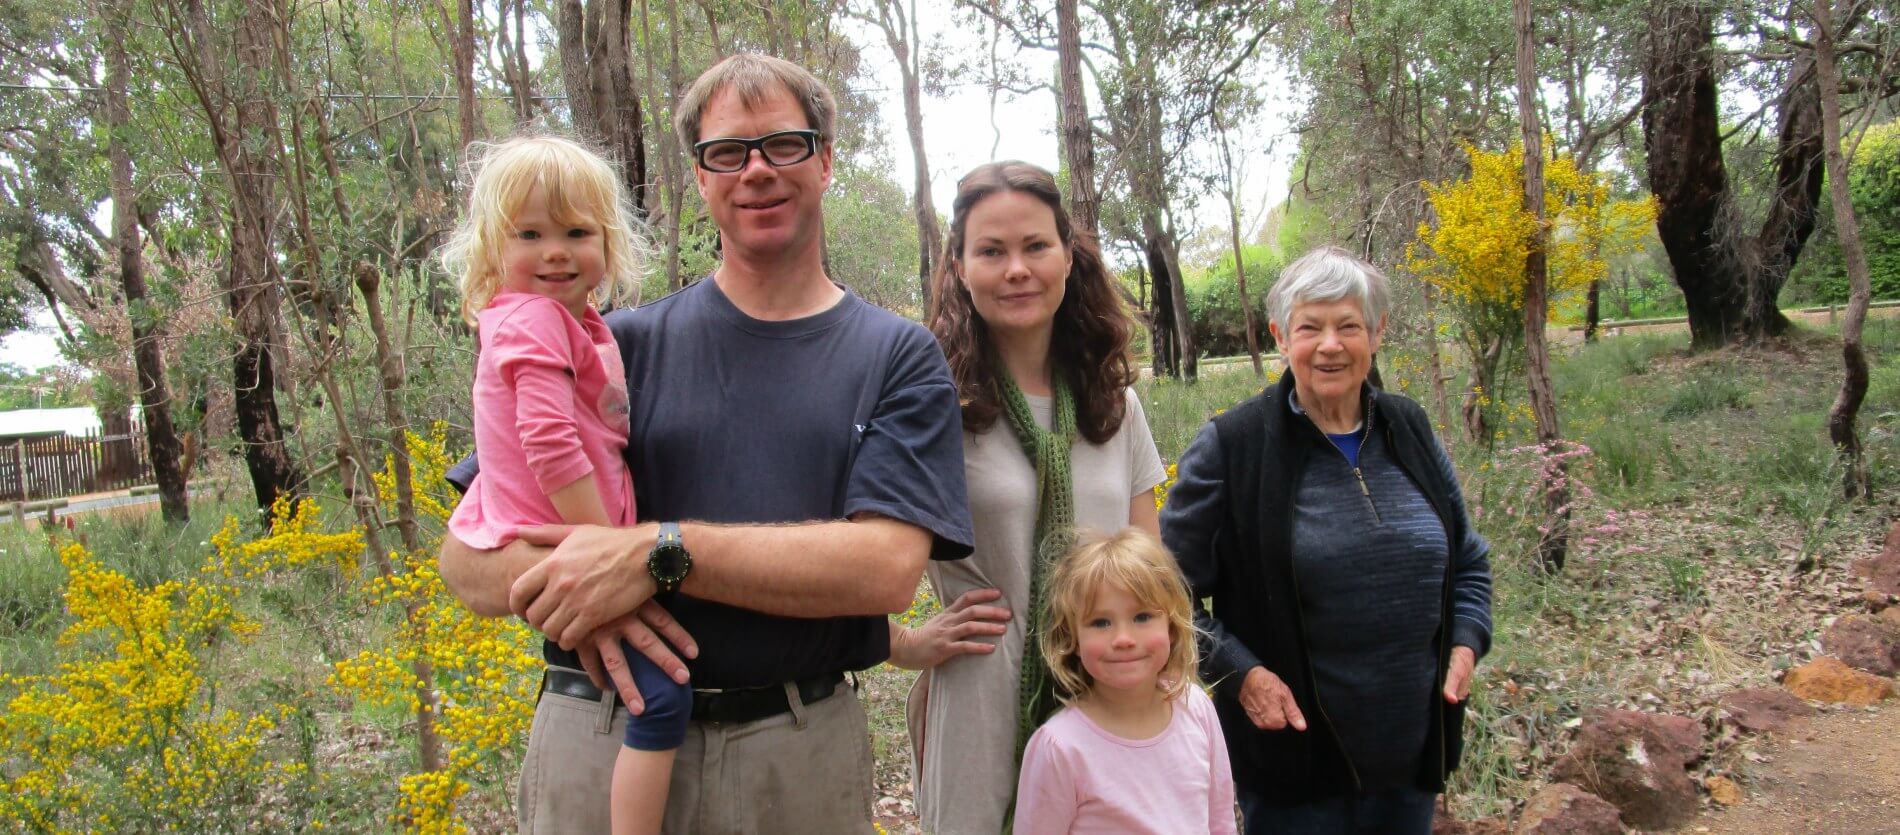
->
[[925, 161, 1137, 444]]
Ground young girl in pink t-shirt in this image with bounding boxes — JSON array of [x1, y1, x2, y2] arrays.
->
[[442, 134, 681, 835], [1014, 528, 1238, 834]]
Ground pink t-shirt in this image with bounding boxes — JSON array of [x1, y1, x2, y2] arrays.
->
[[448, 292, 635, 549], [1012, 686, 1238, 835]]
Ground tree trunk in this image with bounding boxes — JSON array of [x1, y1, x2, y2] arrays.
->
[[453, 0, 481, 148], [356, 265, 421, 550], [1812, 0, 1873, 499], [184, 0, 303, 516], [1056, 0, 1099, 238], [1584, 278, 1601, 342], [1424, 284, 1453, 432], [1163, 229, 1196, 381], [105, 0, 188, 522], [874, 0, 941, 307], [1228, 207, 1263, 377], [1516, 0, 1567, 572], [602, 0, 648, 219], [497, 0, 538, 121], [558, 0, 597, 133], [1462, 335, 1503, 445], [561, 0, 648, 222], [1143, 233, 1178, 378], [666, 0, 688, 288], [638, 0, 684, 291], [1643, 2, 1818, 349], [1214, 111, 1263, 377]]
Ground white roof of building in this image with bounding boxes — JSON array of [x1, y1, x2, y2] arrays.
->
[[0, 407, 104, 438]]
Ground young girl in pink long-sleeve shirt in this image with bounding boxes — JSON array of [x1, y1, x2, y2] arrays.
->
[[442, 134, 681, 835], [1013, 528, 1238, 835]]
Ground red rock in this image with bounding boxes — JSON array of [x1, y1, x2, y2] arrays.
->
[[1857, 521, 1900, 596], [1717, 687, 1814, 734], [1782, 656, 1894, 705], [1435, 814, 1509, 835], [1550, 709, 1702, 830], [1514, 783, 1624, 835], [1434, 798, 1509, 834], [1818, 615, 1900, 676], [1704, 775, 1744, 806], [1863, 589, 1892, 613], [1880, 606, 1900, 630]]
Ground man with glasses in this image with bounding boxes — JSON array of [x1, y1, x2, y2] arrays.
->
[[439, 53, 973, 834]]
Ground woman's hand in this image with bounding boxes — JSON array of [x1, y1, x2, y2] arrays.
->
[[1240, 666, 1307, 731], [1443, 645, 1477, 704], [887, 588, 1012, 670]]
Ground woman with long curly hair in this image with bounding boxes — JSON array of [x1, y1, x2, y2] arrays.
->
[[889, 161, 1167, 833]]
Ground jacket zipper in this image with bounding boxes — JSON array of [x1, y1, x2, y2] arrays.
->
[[1294, 394, 1379, 792], [1312, 402, 1381, 525]]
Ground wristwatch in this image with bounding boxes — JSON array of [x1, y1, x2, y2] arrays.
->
[[647, 522, 692, 594]]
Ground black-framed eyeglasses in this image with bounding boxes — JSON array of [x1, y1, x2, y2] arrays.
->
[[692, 130, 820, 173]]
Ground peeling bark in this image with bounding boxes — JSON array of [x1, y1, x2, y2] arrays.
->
[[1643, 2, 1821, 349]]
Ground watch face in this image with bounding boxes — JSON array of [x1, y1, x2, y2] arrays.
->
[[649, 544, 689, 581]]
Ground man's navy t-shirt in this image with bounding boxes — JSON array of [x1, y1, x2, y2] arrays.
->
[[452, 278, 974, 690]]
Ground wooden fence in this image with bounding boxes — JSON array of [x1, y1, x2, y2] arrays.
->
[[0, 414, 153, 503]]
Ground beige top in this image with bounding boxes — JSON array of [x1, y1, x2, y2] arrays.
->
[[908, 386, 1167, 834]]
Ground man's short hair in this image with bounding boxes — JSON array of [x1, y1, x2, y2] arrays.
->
[[674, 53, 838, 149]]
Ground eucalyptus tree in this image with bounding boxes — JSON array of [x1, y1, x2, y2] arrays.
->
[[0, 4, 105, 345], [1514, 0, 1568, 571], [849, 0, 944, 306], [558, 0, 649, 213], [102, 0, 189, 521], [0, 1, 198, 515], [1643, 1, 1816, 348]]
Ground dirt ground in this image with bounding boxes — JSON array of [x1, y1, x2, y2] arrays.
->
[[1693, 701, 1900, 835]]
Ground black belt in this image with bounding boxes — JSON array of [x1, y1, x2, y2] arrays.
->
[[539, 668, 843, 725]]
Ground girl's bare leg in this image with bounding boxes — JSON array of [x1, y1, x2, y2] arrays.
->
[[610, 746, 675, 835]]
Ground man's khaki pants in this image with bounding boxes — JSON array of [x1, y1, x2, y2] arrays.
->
[[516, 668, 878, 835]]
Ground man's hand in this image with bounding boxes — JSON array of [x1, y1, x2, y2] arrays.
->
[[887, 588, 1011, 670], [575, 601, 700, 713], [1239, 666, 1307, 731], [1443, 645, 1477, 704], [509, 523, 660, 650]]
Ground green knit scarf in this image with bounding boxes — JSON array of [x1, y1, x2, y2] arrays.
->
[[998, 364, 1077, 771]]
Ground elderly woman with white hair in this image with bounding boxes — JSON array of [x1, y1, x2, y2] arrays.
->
[[1160, 246, 1493, 833]]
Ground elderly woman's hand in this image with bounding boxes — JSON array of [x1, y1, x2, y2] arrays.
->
[[888, 588, 1012, 670], [1240, 666, 1307, 731], [1442, 646, 1477, 704]]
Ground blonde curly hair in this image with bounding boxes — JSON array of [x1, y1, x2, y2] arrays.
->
[[440, 133, 646, 326], [1039, 527, 1202, 706]]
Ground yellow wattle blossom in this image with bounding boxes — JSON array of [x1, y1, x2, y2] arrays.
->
[[1407, 142, 1656, 313], [3, 422, 540, 833], [1, 539, 290, 832], [1406, 142, 1656, 438]]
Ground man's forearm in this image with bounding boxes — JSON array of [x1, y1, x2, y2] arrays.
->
[[680, 516, 929, 617], [438, 533, 545, 617]]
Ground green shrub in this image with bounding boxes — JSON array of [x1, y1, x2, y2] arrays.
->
[[1582, 415, 1676, 496], [1661, 369, 1750, 418], [0, 528, 63, 634], [1185, 244, 1283, 358]]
